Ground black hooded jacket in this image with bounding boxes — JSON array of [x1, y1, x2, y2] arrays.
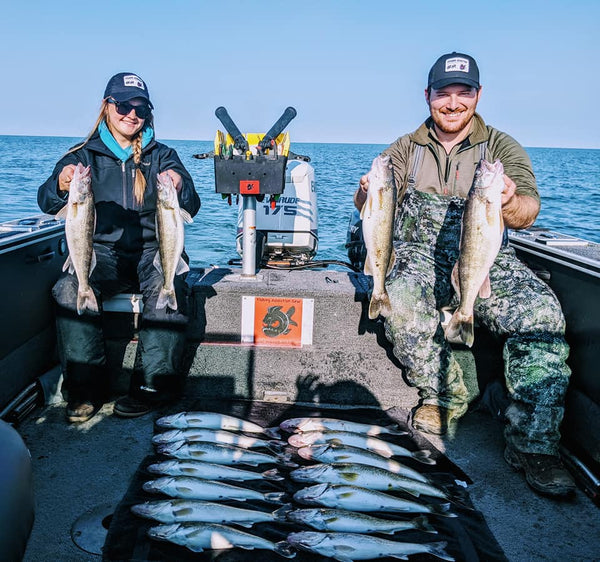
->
[[38, 132, 200, 255]]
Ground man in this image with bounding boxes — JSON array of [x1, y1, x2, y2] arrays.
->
[[354, 52, 575, 497]]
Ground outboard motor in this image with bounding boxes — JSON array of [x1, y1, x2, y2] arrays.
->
[[236, 160, 318, 263], [345, 208, 366, 271]]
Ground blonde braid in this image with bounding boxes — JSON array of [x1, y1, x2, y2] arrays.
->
[[131, 133, 146, 205]]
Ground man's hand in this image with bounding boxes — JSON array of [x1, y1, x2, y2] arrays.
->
[[501, 174, 540, 229], [58, 164, 76, 192], [354, 174, 369, 210]]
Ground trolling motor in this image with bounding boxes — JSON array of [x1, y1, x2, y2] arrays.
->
[[210, 106, 310, 278]]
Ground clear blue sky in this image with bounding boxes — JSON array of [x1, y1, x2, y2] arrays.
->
[[1, 0, 598, 148]]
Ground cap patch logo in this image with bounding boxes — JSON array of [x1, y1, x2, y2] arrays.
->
[[123, 74, 144, 89], [445, 57, 469, 73]]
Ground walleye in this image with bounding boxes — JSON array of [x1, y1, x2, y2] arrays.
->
[[154, 171, 192, 311], [147, 523, 295, 557], [287, 532, 453, 561], [142, 476, 286, 503], [297, 443, 427, 483], [287, 509, 436, 535], [293, 484, 455, 517], [152, 428, 282, 452], [280, 417, 406, 437], [147, 459, 284, 481], [156, 411, 267, 434], [360, 154, 396, 320], [132, 499, 291, 526], [156, 441, 295, 467], [288, 430, 434, 465], [445, 159, 505, 347], [57, 163, 98, 315], [289, 463, 448, 499]]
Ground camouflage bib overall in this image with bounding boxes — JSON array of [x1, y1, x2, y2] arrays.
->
[[384, 184, 571, 455]]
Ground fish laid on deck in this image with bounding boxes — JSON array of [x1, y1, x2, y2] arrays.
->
[[280, 417, 406, 437], [132, 499, 291, 526], [445, 159, 505, 347], [154, 171, 192, 311], [288, 430, 434, 465], [156, 412, 267, 434], [297, 443, 427, 483], [152, 428, 282, 452], [56, 163, 98, 315], [360, 153, 397, 320], [293, 483, 455, 517], [156, 441, 295, 467], [147, 459, 284, 481], [142, 476, 286, 503], [287, 532, 453, 561], [287, 509, 436, 535], [290, 463, 448, 499], [147, 523, 295, 557]]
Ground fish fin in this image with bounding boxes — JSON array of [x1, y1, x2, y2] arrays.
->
[[153, 251, 163, 273], [56, 205, 68, 220], [384, 426, 409, 436], [424, 541, 454, 561], [386, 251, 396, 277], [478, 275, 491, 298], [389, 556, 409, 561], [262, 468, 285, 481], [450, 262, 460, 297], [173, 507, 194, 517], [264, 491, 287, 503], [332, 546, 357, 561], [273, 504, 293, 521], [89, 250, 97, 274], [369, 292, 392, 320], [179, 208, 193, 224], [431, 502, 457, 518], [411, 515, 437, 534], [156, 288, 177, 311], [264, 426, 282, 439], [62, 255, 72, 273], [340, 470, 360, 483], [411, 450, 436, 465], [175, 257, 190, 275], [266, 441, 285, 454], [274, 541, 296, 559], [77, 289, 99, 315], [444, 310, 474, 348], [363, 257, 373, 276]]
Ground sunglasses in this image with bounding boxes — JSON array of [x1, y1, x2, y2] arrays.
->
[[108, 98, 152, 120]]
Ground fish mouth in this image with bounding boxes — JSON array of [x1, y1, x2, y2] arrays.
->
[[287, 532, 325, 548], [296, 483, 328, 502], [147, 524, 180, 540]]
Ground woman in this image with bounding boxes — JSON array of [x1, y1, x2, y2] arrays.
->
[[38, 72, 200, 423]]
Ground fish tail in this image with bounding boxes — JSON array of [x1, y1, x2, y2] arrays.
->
[[444, 310, 474, 347], [383, 425, 409, 436], [412, 450, 436, 465], [266, 440, 286, 454], [424, 541, 454, 561], [274, 540, 296, 558], [264, 491, 287, 503], [264, 426, 282, 439], [272, 503, 293, 521], [262, 468, 285, 481], [411, 515, 437, 534], [368, 291, 392, 320], [156, 288, 178, 311], [77, 288, 98, 315], [430, 502, 457, 518], [277, 452, 299, 468]]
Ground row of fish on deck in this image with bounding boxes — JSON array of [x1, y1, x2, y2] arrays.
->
[[129, 411, 466, 560]]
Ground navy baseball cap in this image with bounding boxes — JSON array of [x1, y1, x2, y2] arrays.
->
[[427, 52, 480, 90], [103, 72, 153, 108]]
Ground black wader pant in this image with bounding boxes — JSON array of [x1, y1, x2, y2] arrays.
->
[[53, 243, 189, 404]]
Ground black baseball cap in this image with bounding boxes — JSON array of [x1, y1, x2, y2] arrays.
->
[[427, 52, 480, 90], [103, 72, 153, 108]]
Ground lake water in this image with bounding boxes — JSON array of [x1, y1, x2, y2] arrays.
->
[[1, 135, 598, 268]]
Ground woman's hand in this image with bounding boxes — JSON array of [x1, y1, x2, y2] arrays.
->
[[164, 169, 183, 192], [58, 164, 76, 192]]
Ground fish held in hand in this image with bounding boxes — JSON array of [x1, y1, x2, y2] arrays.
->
[[287, 532, 453, 561], [445, 159, 505, 347], [154, 171, 192, 311], [147, 523, 295, 557], [361, 154, 396, 320], [57, 163, 98, 315]]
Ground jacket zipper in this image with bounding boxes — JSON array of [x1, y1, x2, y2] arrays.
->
[[121, 161, 127, 207]]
